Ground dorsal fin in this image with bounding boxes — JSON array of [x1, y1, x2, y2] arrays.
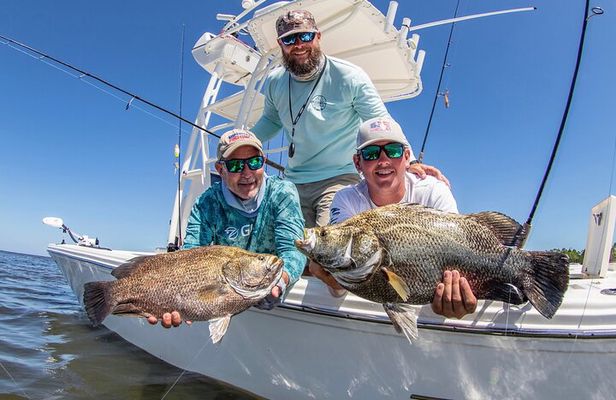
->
[[111, 255, 153, 279], [468, 212, 528, 248]]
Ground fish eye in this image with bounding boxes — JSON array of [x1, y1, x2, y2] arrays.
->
[[258, 255, 265, 261], [319, 230, 327, 237]]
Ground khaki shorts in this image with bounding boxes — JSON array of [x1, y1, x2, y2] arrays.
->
[[295, 173, 360, 228]]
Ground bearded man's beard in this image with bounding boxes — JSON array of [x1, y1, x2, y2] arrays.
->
[[282, 46, 323, 77]]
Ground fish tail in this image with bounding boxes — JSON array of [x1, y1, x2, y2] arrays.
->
[[523, 251, 570, 319], [83, 281, 114, 326]]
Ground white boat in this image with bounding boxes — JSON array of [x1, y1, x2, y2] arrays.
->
[[45, 1, 616, 399]]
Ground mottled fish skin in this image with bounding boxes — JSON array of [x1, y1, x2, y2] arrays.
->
[[297, 203, 569, 317], [83, 245, 282, 325]]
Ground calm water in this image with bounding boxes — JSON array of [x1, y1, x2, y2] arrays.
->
[[0, 250, 260, 400]]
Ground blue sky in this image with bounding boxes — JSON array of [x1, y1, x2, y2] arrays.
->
[[1, 0, 614, 256]]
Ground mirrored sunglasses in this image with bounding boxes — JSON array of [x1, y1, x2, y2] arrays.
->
[[359, 143, 405, 161], [280, 31, 316, 46], [221, 156, 264, 173]]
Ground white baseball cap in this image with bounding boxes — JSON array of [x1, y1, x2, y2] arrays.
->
[[356, 116, 411, 150]]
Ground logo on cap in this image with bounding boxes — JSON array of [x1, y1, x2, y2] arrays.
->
[[227, 132, 252, 143], [369, 119, 392, 132]]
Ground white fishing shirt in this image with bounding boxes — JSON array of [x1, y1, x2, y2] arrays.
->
[[329, 172, 459, 224]]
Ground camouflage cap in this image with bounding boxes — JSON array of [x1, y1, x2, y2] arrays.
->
[[217, 128, 264, 160], [276, 10, 319, 39]]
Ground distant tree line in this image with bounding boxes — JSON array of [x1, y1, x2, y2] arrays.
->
[[550, 243, 616, 264]]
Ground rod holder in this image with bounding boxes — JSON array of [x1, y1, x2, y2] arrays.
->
[[408, 33, 420, 60], [398, 17, 411, 47], [384, 1, 398, 33]]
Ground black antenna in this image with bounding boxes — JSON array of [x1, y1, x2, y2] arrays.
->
[[418, 0, 462, 163]]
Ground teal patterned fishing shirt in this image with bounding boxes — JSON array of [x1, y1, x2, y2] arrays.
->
[[183, 177, 306, 285]]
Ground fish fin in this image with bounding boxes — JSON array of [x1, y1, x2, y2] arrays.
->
[[111, 256, 153, 279], [383, 303, 419, 344], [198, 284, 228, 302], [468, 212, 528, 248], [110, 302, 148, 317], [483, 283, 527, 304], [381, 267, 411, 302], [209, 315, 232, 344], [83, 281, 114, 326], [522, 251, 570, 319]]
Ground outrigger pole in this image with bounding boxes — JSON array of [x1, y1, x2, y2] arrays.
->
[[515, 2, 603, 247], [0, 33, 285, 172]]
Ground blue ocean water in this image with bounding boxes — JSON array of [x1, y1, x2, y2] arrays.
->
[[0, 250, 259, 400]]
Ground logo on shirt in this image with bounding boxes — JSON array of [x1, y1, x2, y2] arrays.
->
[[311, 95, 327, 111], [224, 224, 253, 240]]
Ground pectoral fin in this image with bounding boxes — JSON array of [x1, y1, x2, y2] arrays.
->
[[198, 284, 227, 302], [383, 303, 419, 343], [381, 267, 411, 301], [209, 315, 231, 344], [111, 302, 146, 317]]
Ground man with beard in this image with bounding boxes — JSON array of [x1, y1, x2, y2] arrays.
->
[[251, 9, 447, 229], [148, 129, 306, 328], [309, 116, 477, 319]]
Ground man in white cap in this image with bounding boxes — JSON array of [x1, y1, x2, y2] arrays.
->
[[310, 116, 477, 318], [149, 128, 306, 328], [251, 9, 448, 229]]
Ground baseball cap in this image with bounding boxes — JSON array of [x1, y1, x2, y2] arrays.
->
[[356, 116, 411, 150], [217, 129, 264, 160], [276, 10, 319, 39]]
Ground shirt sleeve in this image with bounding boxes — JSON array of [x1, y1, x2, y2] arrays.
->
[[251, 77, 283, 143], [351, 68, 389, 122], [329, 189, 358, 224], [271, 181, 307, 285], [183, 198, 215, 249]]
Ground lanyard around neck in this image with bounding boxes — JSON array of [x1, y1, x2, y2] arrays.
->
[[287, 57, 328, 158]]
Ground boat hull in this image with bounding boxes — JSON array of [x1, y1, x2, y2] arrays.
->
[[49, 244, 616, 400]]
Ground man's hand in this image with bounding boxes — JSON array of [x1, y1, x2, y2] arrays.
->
[[308, 260, 344, 291], [431, 270, 477, 319], [254, 270, 290, 310], [409, 162, 450, 188], [147, 311, 191, 329]]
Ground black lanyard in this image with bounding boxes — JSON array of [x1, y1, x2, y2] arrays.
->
[[287, 57, 328, 158]]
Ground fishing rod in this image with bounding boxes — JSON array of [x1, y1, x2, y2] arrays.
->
[[514, 2, 604, 246], [0, 33, 285, 172], [418, 0, 462, 163]]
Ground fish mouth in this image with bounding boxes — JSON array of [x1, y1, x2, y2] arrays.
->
[[295, 228, 316, 254]]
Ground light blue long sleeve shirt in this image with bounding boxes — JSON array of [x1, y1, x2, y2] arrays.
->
[[252, 56, 389, 184], [183, 177, 306, 285]]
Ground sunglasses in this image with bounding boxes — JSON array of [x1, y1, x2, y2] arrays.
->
[[359, 143, 405, 161], [280, 31, 316, 46], [220, 156, 265, 173]]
